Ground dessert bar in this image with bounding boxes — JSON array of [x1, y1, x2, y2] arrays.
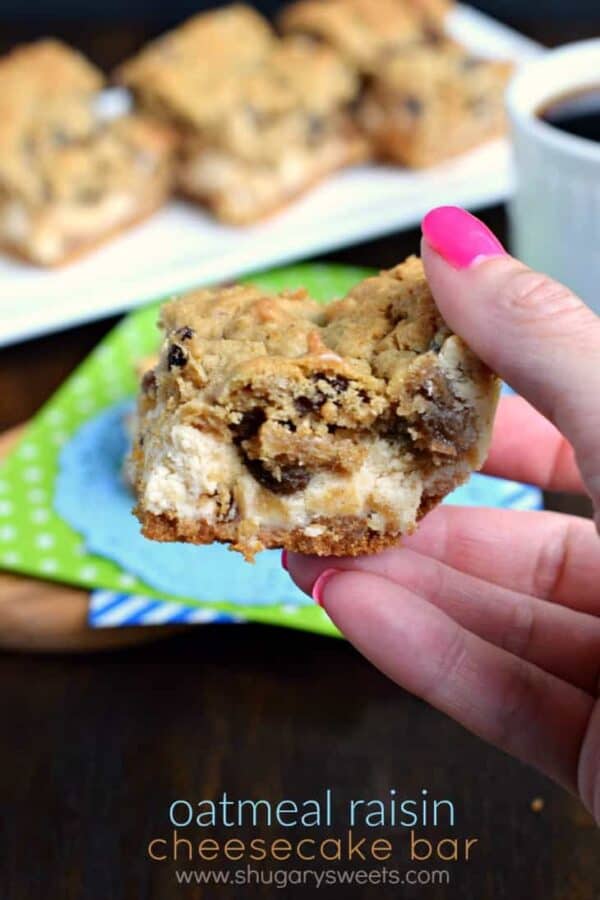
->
[[358, 44, 513, 167], [118, 6, 366, 223], [279, 0, 451, 73], [0, 40, 175, 265], [131, 257, 499, 559]]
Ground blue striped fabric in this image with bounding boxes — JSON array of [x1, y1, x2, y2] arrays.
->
[[89, 590, 244, 628]]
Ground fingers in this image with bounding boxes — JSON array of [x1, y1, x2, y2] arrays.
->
[[286, 547, 600, 693], [401, 506, 600, 616], [313, 569, 593, 790], [291, 506, 600, 615], [421, 207, 600, 518], [484, 395, 584, 493]]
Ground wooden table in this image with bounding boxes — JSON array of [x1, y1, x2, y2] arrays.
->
[[0, 16, 599, 899]]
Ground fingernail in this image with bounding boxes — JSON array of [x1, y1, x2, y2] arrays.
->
[[281, 549, 288, 571], [312, 568, 341, 608], [422, 206, 506, 269]]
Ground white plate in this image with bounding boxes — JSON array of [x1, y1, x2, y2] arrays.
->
[[0, 6, 542, 347]]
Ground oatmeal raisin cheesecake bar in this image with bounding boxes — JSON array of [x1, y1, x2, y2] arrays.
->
[[281, 0, 511, 167], [117, 6, 367, 224], [116, 4, 275, 121], [279, 0, 452, 74], [358, 44, 513, 167], [0, 40, 176, 266], [131, 257, 500, 560]]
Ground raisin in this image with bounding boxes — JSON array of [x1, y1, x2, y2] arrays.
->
[[403, 96, 423, 117], [230, 407, 265, 443], [244, 457, 311, 495], [306, 115, 326, 144], [421, 408, 470, 449], [381, 415, 414, 448], [175, 325, 195, 341], [327, 375, 349, 392], [423, 25, 444, 46], [167, 344, 187, 369], [294, 395, 324, 415], [416, 375, 473, 451], [313, 373, 348, 393], [141, 370, 157, 394]]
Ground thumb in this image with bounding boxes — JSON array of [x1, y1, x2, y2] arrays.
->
[[421, 206, 600, 521]]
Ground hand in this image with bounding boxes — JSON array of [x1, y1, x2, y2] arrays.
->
[[285, 206, 600, 823]]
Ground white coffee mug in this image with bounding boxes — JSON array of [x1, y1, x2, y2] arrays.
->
[[506, 39, 600, 315]]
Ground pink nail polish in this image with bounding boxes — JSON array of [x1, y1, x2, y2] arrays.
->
[[281, 549, 289, 571], [422, 206, 506, 269], [312, 569, 341, 608]]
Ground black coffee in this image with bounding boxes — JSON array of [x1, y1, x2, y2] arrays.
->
[[537, 86, 600, 143]]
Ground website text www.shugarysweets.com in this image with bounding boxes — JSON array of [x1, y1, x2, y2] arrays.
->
[[146, 789, 480, 885], [174, 866, 452, 889]]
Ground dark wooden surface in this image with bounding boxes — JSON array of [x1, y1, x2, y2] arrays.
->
[[0, 14, 599, 900]]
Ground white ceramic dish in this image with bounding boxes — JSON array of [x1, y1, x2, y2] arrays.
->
[[0, 5, 541, 347]]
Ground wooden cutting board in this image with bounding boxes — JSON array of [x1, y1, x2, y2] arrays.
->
[[0, 425, 180, 653]]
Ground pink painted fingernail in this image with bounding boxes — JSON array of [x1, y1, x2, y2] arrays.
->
[[422, 206, 506, 269], [312, 569, 341, 608]]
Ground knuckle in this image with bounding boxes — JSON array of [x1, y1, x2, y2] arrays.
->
[[492, 661, 538, 751], [502, 270, 582, 328], [502, 598, 535, 658], [531, 523, 571, 600], [424, 626, 468, 701]]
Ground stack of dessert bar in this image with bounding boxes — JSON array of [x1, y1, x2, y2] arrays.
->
[[0, 1, 512, 265]]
